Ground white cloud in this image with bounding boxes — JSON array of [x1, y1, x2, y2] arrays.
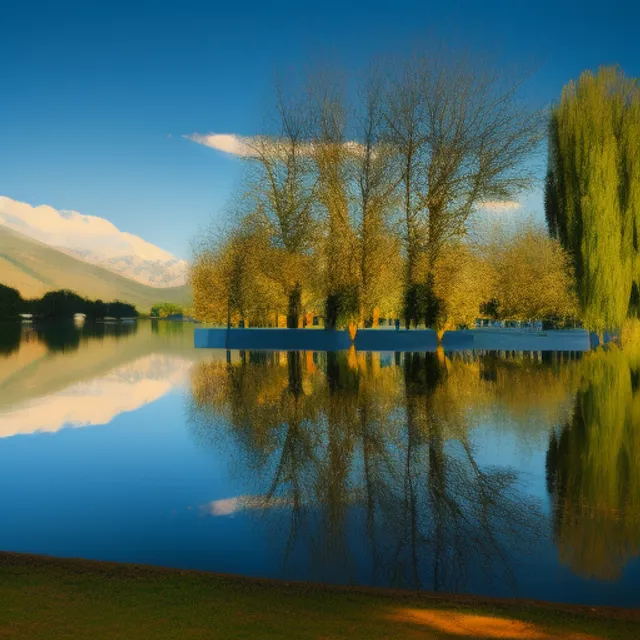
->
[[186, 132, 366, 159], [185, 133, 258, 157], [0, 196, 188, 287], [186, 137, 525, 215], [479, 201, 522, 212], [0, 196, 173, 261]]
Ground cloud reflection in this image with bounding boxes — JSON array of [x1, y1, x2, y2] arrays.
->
[[0, 354, 192, 438], [201, 495, 290, 517]]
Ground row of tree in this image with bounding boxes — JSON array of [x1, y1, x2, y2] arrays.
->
[[0, 284, 138, 320], [193, 60, 640, 335], [193, 219, 577, 330], [192, 51, 578, 331]]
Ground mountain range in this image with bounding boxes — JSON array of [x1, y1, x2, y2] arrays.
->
[[0, 196, 191, 311], [0, 196, 188, 288], [0, 225, 190, 311]]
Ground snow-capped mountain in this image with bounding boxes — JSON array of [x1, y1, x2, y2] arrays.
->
[[60, 248, 189, 288], [0, 196, 188, 288]]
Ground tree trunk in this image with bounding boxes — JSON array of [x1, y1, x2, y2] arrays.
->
[[324, 292, 338, 330], [287, 283, 302, 329], [287, 350, 303, 398]]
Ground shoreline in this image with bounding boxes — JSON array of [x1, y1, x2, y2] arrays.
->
[[194, 326, 592, 352], [1, 551, 638, 620]]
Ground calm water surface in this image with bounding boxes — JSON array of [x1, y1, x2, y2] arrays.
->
[[1, 320, 639, 606]]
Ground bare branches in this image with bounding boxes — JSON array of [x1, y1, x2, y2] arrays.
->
[[246, 81, 319, 257], [352, 68, 404, 323], [387, 50, 544, 274], [192, 49, 543, 329]]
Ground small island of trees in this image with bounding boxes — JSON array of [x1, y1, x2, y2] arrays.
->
[[191, 55, 640, 342]]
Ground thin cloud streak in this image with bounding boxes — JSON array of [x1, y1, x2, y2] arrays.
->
[[480, 201, 522, 212], [185, 133, 257, 157], [186, 132, 366, 158], [188, 134, 525, 214]]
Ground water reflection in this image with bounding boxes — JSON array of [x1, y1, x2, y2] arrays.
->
[[0, 322, 21, 355], [546, 347, 640, 580], [190, 348, 585, 591], [3, 320, 640, 603], [32, 320, 138, 353], [0, 354, 193, 437], [0, 320, 208, 433]]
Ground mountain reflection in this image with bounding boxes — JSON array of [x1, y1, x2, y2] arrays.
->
[[546, 346, 640, 580], [0, 320, 208, 435], [189, 348, 584, 591], [0, 354, 193, 437]]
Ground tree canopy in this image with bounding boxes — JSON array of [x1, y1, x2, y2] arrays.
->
[[192, 52, 550, 331], [546, 66, 640, 332]]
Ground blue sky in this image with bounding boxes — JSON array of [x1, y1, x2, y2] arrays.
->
[[1, 0, 639, 259]]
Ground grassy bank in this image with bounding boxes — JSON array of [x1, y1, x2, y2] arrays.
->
[[1, 553, 639, 639]]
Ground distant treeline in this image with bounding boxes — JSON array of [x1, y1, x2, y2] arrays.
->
[[150, 302, 184, 318], [0, 284, 138, 320]]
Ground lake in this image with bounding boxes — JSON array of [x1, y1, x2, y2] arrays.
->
[[1, 320, 639, 607]]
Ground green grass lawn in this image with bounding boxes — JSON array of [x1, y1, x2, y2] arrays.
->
[[1, 552, 638, 640]]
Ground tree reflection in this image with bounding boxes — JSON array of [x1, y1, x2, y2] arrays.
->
[[395, 350, 545, 592], [546, 347, 640, 580], [189, 348, 577, 591], [0, 322, 21, 356], [29, 320, 139, 353]]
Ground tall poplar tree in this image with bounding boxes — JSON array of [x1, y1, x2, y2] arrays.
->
[[352, 71, 403, 327]]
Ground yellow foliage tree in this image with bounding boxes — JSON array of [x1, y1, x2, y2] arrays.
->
[[433, 242, 495, 331], [492, 225, 577, 322], [191, 216, 288, 326]]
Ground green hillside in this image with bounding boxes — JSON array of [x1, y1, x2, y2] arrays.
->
[[0, 226, 190, 312]]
